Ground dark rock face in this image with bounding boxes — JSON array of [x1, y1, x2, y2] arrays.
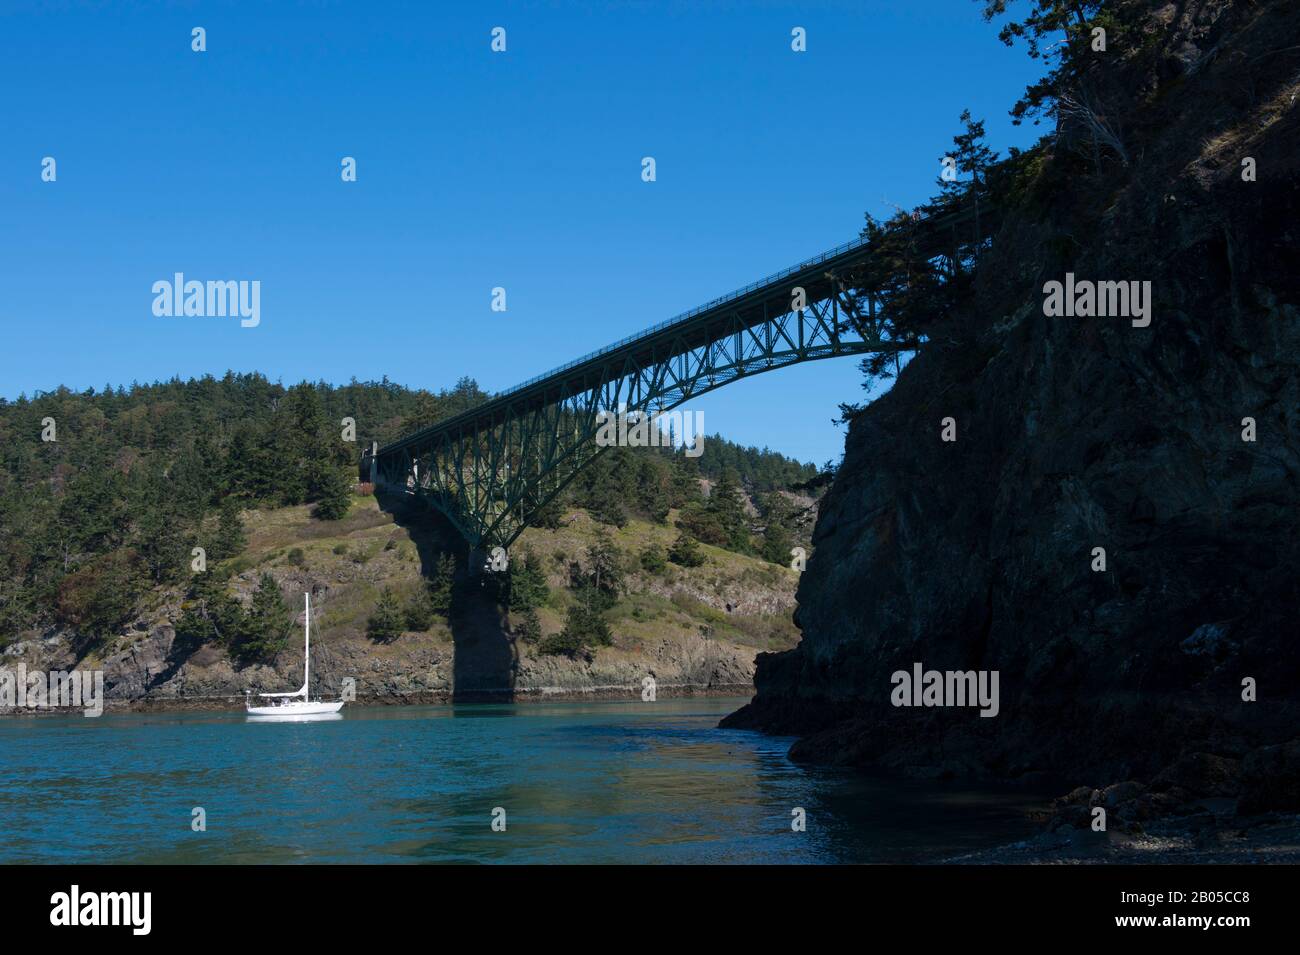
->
[[726, 0, 1300, 797], [1238, 742, 1300, 815]]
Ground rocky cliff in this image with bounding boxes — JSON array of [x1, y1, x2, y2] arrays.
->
[[726, 0, 1300, 817]]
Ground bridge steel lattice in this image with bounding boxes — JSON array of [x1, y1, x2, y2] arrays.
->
[[366, 201, 993, 554]]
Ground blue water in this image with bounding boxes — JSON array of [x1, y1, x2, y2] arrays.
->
[[0, 698, 1049, 863]]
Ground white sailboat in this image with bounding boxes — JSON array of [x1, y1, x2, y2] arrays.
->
[[245, 593, 346, 717]]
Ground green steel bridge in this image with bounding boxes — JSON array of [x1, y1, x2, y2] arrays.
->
[[364, 198, 994, 558]]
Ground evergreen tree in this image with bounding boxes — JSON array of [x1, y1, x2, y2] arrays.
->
[[238, 573, 295, 662], [367, 587, 405, 642], [761, 521, 794, 567], [282, 383, 336, 503], [758, 493, 796, 566], [537, 628, 585, 657], [587, 485, 627, 528], [211, 499, 247, 560], [978, 0, 1108, 126], [54, 550, 148, 646], [528, 494, 565, 529], [507, 547, 549, 613], [938, 109, 998, 199], [708, 469, 751, 553], [134, 501, 192, 584], [404, 586, 437, 631], [427, 554, 457, 615], [585, 531, 622, 601], [173, 571, 245, 652], [670, 450, 704, 507], [675, 500, 726, 547], [314, 466, 352, 521], [636, 456, 672, 523]]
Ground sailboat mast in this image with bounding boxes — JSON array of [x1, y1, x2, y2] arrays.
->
[[304, 592, 310, 699]]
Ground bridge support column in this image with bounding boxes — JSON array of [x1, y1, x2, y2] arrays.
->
[[467, 547, 488, 579]]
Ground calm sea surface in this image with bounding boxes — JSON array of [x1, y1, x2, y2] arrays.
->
[[0, 698, 1051, 863]]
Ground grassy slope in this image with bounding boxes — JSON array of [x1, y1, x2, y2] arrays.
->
[[236, 495, 799, 651]]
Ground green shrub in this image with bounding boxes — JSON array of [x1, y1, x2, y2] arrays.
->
[[543, 583, 613, 656], [639, 544, 667, 574], [515, 608, 542, 644], [538, 630, 586, 656], [668, 532, 705, 568]]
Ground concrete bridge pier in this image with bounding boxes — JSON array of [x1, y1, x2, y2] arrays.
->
[[363, 441, 379, 486]]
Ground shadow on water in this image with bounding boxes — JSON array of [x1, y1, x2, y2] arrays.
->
[[378, 489, 518, 703]]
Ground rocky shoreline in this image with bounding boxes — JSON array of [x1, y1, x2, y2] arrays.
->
[[952, 747, 1300, 863], [959, 812, 1300, 864], [0, 616, 763, 715], [0, 682, 755, 716]]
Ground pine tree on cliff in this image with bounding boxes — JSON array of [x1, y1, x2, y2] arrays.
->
[[173, 571, 245, 652], [132, 470, 194, 584], [367, 587, 404, 642], [979, 0, 1130, 167], [239, 573, 295, 661], [937, 109, 998, 203], [54, 550, 149, 648]]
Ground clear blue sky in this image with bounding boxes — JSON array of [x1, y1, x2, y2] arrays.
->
[[0, 0, 1042, 465]]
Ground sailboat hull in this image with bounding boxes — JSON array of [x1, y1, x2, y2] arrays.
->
[[246, 700, 345, 717]]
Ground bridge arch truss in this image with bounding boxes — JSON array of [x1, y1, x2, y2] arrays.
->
[[368, 203, 989, 552]]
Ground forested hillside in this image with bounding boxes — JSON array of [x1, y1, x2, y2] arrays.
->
[[0, 373, 820, 653]]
